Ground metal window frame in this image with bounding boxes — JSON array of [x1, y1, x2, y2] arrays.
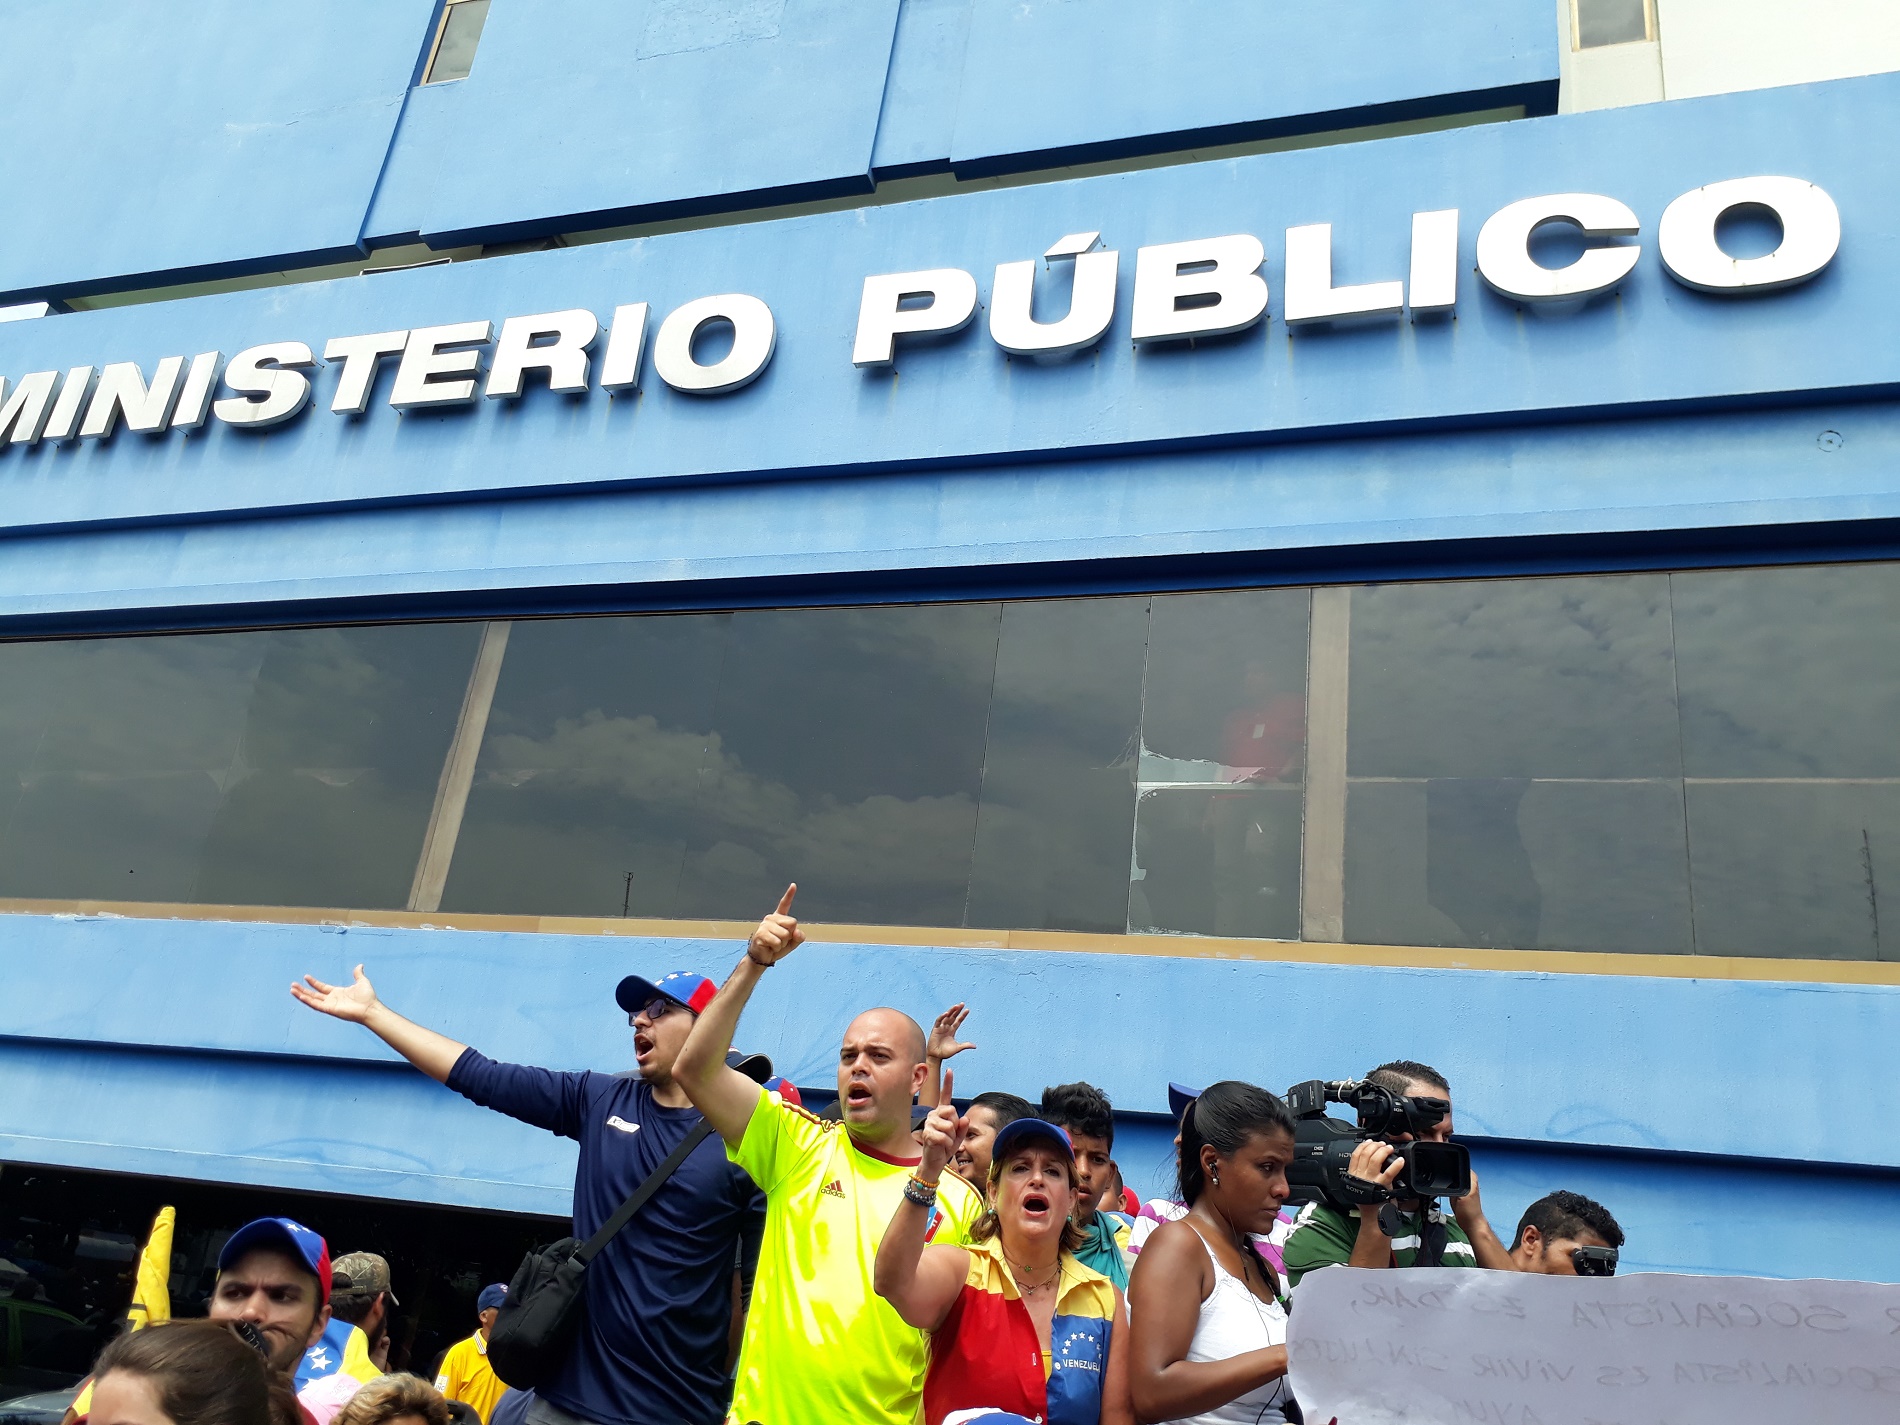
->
[[1570, 0, 1657, 51]]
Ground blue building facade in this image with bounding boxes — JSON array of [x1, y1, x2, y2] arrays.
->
[[0, 1, 1895, 1287]]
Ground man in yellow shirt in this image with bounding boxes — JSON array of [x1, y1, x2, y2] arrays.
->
[[676, 886, 983, 1425], [434, 1283, 509, 1424]]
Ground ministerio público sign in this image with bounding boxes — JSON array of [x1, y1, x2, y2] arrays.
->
[[0, 177, 1841, 447]]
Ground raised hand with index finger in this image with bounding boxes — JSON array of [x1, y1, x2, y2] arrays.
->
[[746, 883, 805, 968], [917, 1067, 968, 1181]]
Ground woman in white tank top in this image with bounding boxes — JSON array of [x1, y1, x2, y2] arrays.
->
[[1125, 1082, 1302, 1425]]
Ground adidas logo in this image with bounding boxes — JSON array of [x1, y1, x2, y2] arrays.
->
[[820, 1179, 846, 1199]]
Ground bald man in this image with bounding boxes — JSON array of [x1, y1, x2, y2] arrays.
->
[[676, 886, 983, 1425]]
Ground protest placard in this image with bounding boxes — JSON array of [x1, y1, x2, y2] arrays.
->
[[1286, 1265, 1900, 1424]]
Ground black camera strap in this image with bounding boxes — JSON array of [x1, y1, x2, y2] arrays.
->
[[575, 1118, 716, 1266], [1378, 1199, 1449, 1267]]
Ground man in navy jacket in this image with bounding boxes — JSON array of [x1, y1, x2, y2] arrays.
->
[[293, 963, 764, 1425]]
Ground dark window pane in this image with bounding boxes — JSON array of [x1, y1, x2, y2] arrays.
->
[[1344, 576, 1688, 953], [1350, 576, 1680, 779], [425, 0, 490, 84], [1684, 784, 1897, 960], [194, 624, 481, 909], [967, 599, 1146, 933], [1576, 0, 1648, 49], [1134, 787, 1302, 939], [1674, 564, 1900, 778], [0, 633, 270, 901], [1674, 564, 1900, 960], [0, 625, 472, 910], [1132, 589, 1308, 939], [675, 605, 999, 925], [444, 615, 730, 919], [1345, 779, 1692, 952]]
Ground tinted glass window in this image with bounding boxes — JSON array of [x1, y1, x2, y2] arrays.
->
[[425, 0, 491, 84], [674, 604, 999, 926], [449, 605, 1000, 926], [1674, 564, 1900, 959], [1132, 589, 1308, 939], [0, 625, 476, 908], [966, 598, 1146, 934], [443, 614, 730, 919], [1343, 576, 1691, 953], [1575, 0, 1649, 49]]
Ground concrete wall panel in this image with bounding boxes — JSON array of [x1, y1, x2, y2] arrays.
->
[[1659, 0, 1900, 100], [0, 912, 1894, 1278], [0, 0, 438, 301], [365, 0, 903, 246], [0, 74, 1890, 542], [949, 0, 1558, 173]]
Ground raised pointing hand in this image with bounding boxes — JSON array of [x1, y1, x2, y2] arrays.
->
[[918, 1067, 968, 1178], [747, 883, 806, 967], [291, 964, 381, 1024]]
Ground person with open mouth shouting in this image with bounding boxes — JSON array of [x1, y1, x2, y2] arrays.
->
[[674, 885, 986, 1425], [873, 1072, 1135, 1425]]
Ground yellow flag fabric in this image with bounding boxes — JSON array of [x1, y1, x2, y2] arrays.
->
[[338, 1321, 381, 1384], [125, 1205, 175, 1331]]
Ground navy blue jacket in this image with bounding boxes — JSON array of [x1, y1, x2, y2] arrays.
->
[[448, 1049, 765, 1425]]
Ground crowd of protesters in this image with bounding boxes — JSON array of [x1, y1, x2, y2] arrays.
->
[[64, 883, 1624, 1425]]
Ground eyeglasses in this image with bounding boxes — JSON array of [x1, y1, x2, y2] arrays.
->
[[628, 996, 680, 1026]]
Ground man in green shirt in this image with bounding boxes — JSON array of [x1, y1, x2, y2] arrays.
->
[[1282, 1059, 1514, 1288]]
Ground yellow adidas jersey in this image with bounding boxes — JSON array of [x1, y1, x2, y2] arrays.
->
[[727, 1092, 982, 1425]]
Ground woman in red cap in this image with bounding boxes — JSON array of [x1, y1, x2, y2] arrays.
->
[[874, 1070, 1134, 1425]]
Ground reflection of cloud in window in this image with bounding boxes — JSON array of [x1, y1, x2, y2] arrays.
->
[[478, 712, 978, 908], [1349, 577, 1679, 778], [484, 713, 724, 809]]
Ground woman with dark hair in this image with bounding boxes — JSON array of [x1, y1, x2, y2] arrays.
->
[[88, 1320, 301, 1425], [875, 1070, 1134, 1425], [1126, 1080, 1300, 1425]]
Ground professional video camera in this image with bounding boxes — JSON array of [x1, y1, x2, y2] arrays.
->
[[1284, 1078, 1472, 1211]]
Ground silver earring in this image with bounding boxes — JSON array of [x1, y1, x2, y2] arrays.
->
[[1210, 1171, 1220, 1186]]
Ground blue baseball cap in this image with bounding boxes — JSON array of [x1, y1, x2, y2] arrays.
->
[[218, 1218, 332, 1303], [988, 1118, 1076, 1179], [1168, 1082, 1202, 1122], [616, 970, 717, 1016], [764, 1074, 803, 1108], [477, 1283, 508, 1314]]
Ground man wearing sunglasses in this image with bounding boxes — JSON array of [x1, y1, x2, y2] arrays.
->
[[291, 964, 765, 1425], [1508, 1190, 1624, 1276]]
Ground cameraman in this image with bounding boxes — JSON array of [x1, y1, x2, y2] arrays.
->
[[1283, 1060, 1514, 1287]]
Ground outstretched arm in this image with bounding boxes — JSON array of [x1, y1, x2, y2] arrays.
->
[[676, 886, 805, 1148], [918, 1003, 975, 1109], [291, 965, 466, 1084], [873, 1074, 969, 1329]]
